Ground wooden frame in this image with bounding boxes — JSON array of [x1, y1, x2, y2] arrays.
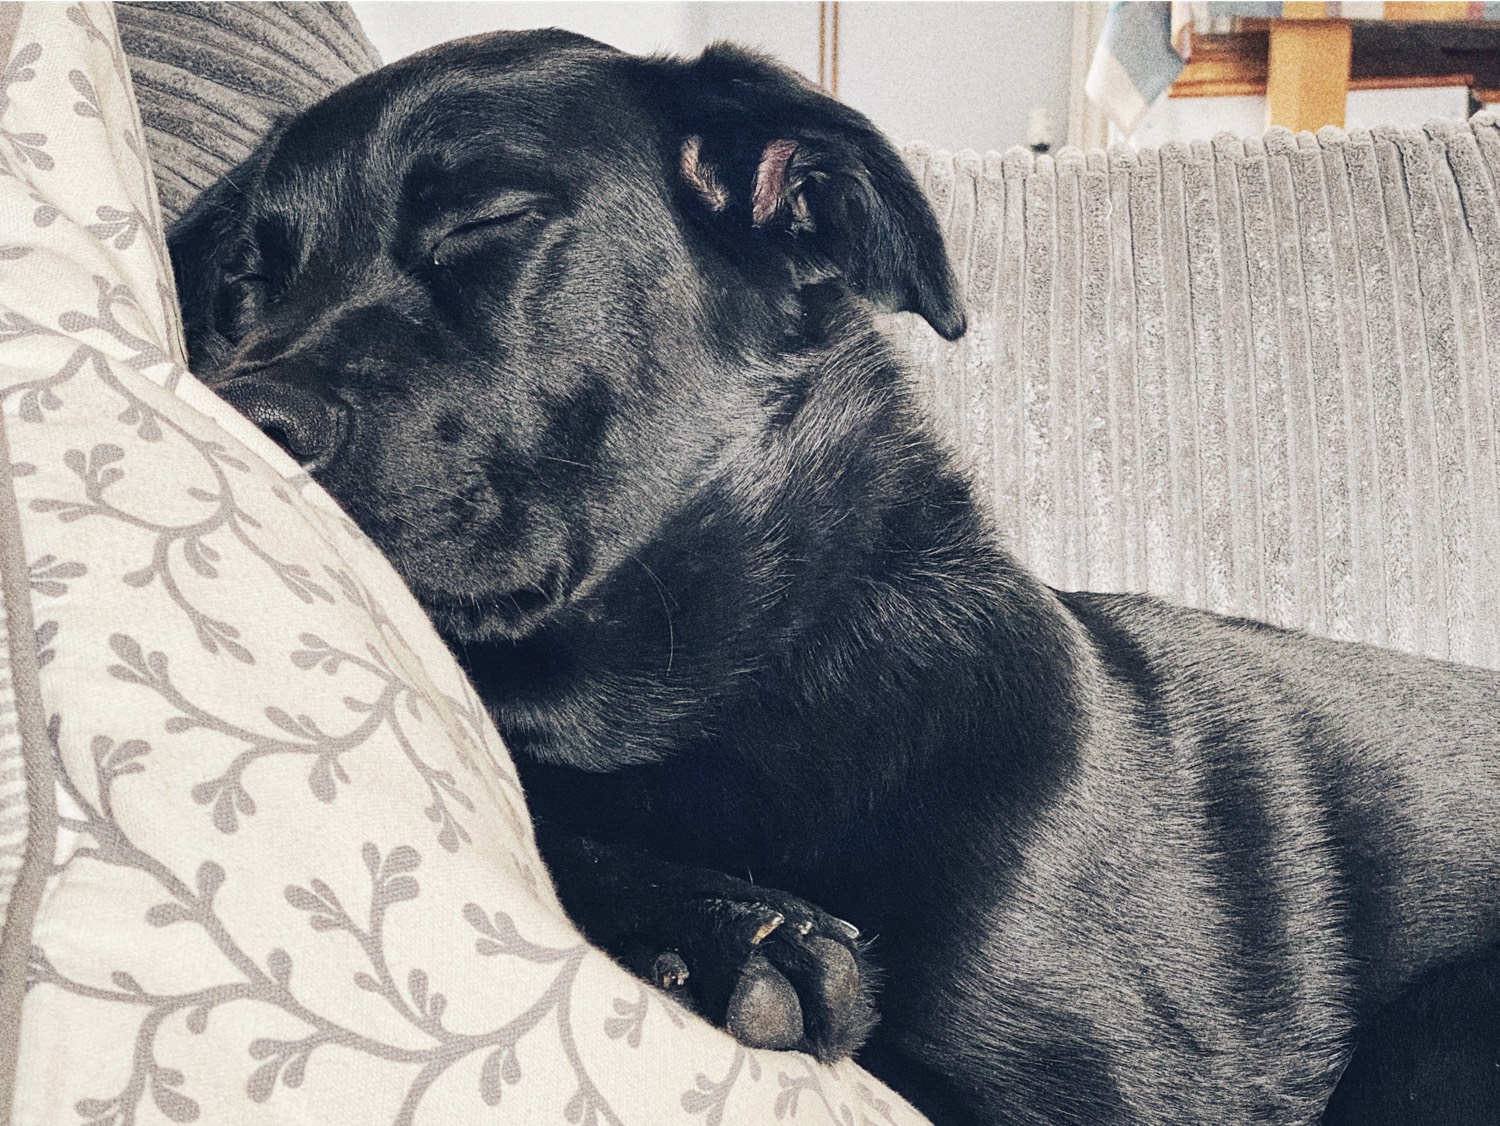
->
[[1267, 17, 1353, 131], [1171, 14, 1478, 133], [818, 1, 840, 96]]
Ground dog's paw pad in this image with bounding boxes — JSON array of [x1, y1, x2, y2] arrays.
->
[[615, 879, 876, 1059], [725, 955, 804, 1050], [760, 931, 875, 1060], [803, 935, 861, 1009]]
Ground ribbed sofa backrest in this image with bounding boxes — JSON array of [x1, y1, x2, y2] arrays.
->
[[895, 117, 1500, 670]]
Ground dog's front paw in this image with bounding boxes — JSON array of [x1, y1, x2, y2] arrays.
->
[[536, 835, 877, 1060], [628, 885, 876, 1061]]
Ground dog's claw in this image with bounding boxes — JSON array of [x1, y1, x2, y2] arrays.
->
[[751, 913, 785, 945], [831, 916, 860, 940], [652, 950, 690, 989]]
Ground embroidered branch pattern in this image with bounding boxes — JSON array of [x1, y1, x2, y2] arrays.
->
[[105, 630, 477, 853], [3, 284, 329, 663], [35, 735, 630, 1126], [29, 552, 86, 596], [65, 3, 179, 328], [0, 42, 52, 172]]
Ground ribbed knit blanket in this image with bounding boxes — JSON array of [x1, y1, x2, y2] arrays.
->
[[894, 118, 1500, 671]]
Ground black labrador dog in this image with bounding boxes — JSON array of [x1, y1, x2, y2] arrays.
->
[[168, 30, 1500, 1126]]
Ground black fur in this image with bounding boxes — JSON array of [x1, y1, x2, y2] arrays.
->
[[169, 31, 1500, 1124]]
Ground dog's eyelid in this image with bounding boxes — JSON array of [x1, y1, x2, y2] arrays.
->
[[427, 198, 548, 267], [449, 209, 533, 237], [449, 188, 549, 225], [454, 196, 547, 231]]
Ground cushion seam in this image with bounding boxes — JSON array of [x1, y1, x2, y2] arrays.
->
[[0, 403, 60, 1126]]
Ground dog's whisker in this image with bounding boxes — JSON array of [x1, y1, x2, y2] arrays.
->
[[382, 510, 425, 536], [538, 454, 592, 471], [633, 557, 675, 676], [398, 482, 472, 505]]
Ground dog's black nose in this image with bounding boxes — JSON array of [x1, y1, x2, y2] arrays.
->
[[213, 377, 346, 471]]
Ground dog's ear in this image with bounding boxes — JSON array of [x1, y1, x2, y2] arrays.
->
[[667, 44, 965, 341], [167, 173, 249, 373]]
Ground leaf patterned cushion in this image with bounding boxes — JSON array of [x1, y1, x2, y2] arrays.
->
[[0, 5, 930, 1124]]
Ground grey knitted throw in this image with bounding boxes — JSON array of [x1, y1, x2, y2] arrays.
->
[[895, 117, 1500, 671]]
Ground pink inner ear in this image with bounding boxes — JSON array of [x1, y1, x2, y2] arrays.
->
[[752, 139, 798, 226]]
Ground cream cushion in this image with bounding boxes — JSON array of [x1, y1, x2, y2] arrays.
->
[[0, 5, 928, 1123]]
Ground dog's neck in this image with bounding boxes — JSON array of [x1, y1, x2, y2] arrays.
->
[[460, 326, 1089, 915]]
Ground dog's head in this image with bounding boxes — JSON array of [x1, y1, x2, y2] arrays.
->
[[170, 30, 963, 646]]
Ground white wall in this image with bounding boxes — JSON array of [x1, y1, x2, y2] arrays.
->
[[348, 1, 1076, 154], [680, 2, 821, 86], [838, 2, 1072, 151], [1128, 84, 1473, 149], [351, 2, 693, 59]]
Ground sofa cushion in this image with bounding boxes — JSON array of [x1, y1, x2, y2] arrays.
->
[[0, 5, 927, 1123], [894, 121, 1500, 670]]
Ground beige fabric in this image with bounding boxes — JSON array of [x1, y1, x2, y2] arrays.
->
[[0, 5, 927, 1124], [898, 121, 1500, 669], [0, 271, 55, 1126]]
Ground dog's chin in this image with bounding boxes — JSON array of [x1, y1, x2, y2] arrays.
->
[[420, 587, 558, 644]]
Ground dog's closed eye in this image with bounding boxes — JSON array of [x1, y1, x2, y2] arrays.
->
[[430, 198, 544, 266]]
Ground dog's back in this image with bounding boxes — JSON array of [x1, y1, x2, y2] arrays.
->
[[925, 590, 1500, 1122]]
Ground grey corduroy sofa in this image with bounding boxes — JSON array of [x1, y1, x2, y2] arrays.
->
[[893, 118, 1500, 671]]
